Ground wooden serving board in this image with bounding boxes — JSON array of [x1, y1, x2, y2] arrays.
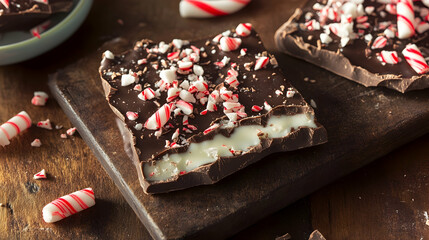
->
[[48, 0, 429, 239]]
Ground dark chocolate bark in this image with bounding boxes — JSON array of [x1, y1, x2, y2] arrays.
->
[[275, 0, 429, 93], [99, 27, 327, 194], [0, 0, 73, 31]]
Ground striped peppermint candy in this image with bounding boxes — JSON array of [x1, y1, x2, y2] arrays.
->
[[254, 56, 269, 70], [251, 105, 262, 112], [33, 169, 47, 179], [167, 52, 180, 60], [219, 37, 242, 52], [37, 119, 52, 130], [167, 87, 181, 102], [179, 0, 251, 18], [126, 112, 139, 121], [66, 127, 76, 136], [235, 23, 252, 37], [402, 44, 429, 74], [371, 36, 387, 49], [397, 0, 415, 39], [203, 123, 220, 135], [145, 103, 173, 130], [30, 20, 51, 39], [176, 100, 194, 115], [42, 188, 95, 223], [0, 0, 8, 9], [377, 50, 399, 64], [225, 75, 239, 88], [138, 88, 156, 101], [31, 91, 49, 106]]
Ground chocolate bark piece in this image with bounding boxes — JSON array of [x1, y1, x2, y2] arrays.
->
[[274, 0, 429, 93], [99, 26, 327, 194], [0, 0, 73, 31]]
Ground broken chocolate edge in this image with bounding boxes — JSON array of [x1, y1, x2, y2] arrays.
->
[[274, 8, 429, 93]]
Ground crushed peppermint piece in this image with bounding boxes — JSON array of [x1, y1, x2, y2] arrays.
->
[[31, 139, 42, 147], [37, 119, 52, 130], [219, 37, 241, 52], [60, 134, 67, 139], [66, 127, 77, 136], [264, 101, 272, 111], [33, 169, 47, 180], [235, 23, 252, 37], [254, 57, 269, 71], [126, 112, 139, 121], [31, 91, 49, 106]]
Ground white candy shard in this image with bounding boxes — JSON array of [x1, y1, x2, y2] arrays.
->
[[31, 139, 42, 147], [121, 74, 137, 87], [159, 68, 177, 84], [42, 188, 95, 223], [103, 50, 114, 60]]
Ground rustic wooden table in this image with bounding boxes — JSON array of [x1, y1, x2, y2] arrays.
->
[[1, 0, 429, 239]]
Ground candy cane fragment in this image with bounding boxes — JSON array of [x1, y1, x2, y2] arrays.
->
[[397, 0, 415, 39], [402, 44, 429, 74], [0, 111, 32, 147], [179, 0, 251, 18], [42, 188, 95, 223]]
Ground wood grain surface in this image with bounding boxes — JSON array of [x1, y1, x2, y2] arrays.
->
[[1, 0, 429, 239]]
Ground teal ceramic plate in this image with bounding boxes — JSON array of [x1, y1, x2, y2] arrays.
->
[[0, 0, 93, 66]]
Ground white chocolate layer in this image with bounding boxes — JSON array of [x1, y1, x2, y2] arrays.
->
[[144, 113, 317, 181]]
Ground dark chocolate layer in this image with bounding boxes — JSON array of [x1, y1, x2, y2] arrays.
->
[[99, 28, 327, 193], [275, 0, 429, 93]]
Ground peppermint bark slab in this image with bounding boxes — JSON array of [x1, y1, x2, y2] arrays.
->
[[99, 25, 327, 194], [275, 0, 429, 93]]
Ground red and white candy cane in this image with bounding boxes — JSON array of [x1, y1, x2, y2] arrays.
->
[[30, 20, 51, 39], [235, 23, 252, 37], [0, 111, 32, 147], [219, 37, 242, 52], [371, 36, 387, 49], [138, 88, 156, 101], [0, 0, 8, 9], [397, 0, 415, 39], [254, 56, 269, 71], [145, 103, 173, 130], [251, 105, 262, 112], [402, 44, 429, 74], [377, 50, 399, 64], [203, 123, 220, 135], [176, 100, 194, 115], [179, 0, 251, 18], [31, 91, 49, 106], [42, 188, 95, 223]]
